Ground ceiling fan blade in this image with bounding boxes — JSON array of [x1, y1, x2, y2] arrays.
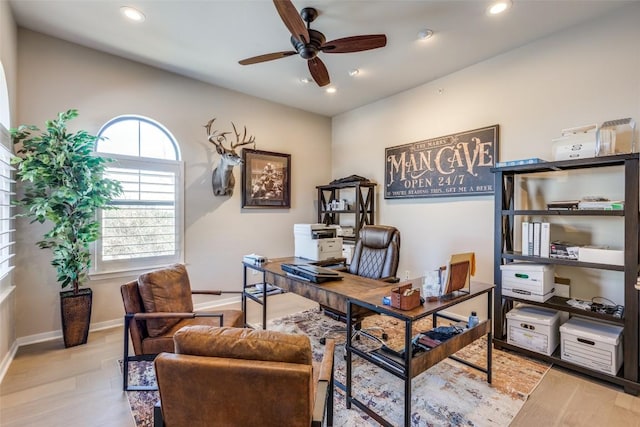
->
[[322, 34, 387, 54], [308, 57, 330, 87], [273, 0, 309, 44], [239, 51, 297, 65]]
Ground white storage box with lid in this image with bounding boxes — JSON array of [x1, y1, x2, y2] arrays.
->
[[506, 305, 560, 355], [500, 263, 555, 302], [560, 317, 623, 375]]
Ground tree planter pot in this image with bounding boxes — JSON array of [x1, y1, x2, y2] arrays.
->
[[60, 288, 92, 348]]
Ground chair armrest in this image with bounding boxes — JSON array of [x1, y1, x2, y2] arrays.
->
[[192, 290, 243, 295], [318, 339, 335, 382], [129, 312, 223, 320], [312, 339, 335, 426]]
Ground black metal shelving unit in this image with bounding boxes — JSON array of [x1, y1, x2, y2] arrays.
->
[[492, 153, 640, 395], [316, 181, 376, 244]]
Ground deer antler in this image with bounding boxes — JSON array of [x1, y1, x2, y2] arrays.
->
[[230, 122, 256, 149], [204, 118, 231, 153]]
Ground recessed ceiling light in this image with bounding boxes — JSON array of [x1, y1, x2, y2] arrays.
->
[[120, 6, 145, 22], [348, 69, 360, 77], [417, 29, 434, 40], [325, 87, 337, 94], [487, 0, 511, 15], [300, 77, 312, 84]]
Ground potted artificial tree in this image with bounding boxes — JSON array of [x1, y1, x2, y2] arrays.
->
[[11, 109, 122, 347]]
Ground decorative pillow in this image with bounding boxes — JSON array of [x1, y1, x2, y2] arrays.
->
[[137, 264, 194, 337], [174, 325, 312, 365]]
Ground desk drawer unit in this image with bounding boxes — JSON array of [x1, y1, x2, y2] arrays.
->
[[560, 317, 623, 375], [507, 305, 560, 355]]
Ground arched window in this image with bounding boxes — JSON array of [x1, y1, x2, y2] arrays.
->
[[93, 115, 184, 275]]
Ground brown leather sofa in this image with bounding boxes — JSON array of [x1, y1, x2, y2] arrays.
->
[[154, 326, 335, 427], [121, 263, 244, 390]]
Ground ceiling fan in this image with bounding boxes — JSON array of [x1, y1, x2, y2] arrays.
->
[[238, 0, 387, 87]]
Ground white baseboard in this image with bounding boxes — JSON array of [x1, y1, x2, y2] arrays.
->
[[13, 295, 242, 348], [0, 339, 18, 384]]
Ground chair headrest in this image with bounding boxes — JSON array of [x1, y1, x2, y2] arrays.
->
[[359, 225, 399, 249], [173, 325, 313, 365]]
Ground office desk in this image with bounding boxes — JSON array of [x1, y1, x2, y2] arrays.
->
[[346, 281, 494, 427], [242, 257, 396, 328]]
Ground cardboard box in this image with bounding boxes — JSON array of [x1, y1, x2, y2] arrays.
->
[[507, 305, 560, 355], [578, 247, 624, 266], [501, 263, 555, 302], [560, 317, 623, 375]]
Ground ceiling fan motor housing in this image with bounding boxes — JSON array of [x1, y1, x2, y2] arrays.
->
[[291, 29, 325, 60]]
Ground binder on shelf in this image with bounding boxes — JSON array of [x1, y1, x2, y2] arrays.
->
[[533, 222, 541, 257], [528, 223, 534, 255], [540, 222, 550, 258], [522, 221, 530, 256]]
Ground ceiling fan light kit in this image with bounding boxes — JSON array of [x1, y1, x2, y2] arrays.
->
[[239, 0, 387, 88]]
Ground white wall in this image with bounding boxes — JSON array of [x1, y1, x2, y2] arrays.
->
[[332, 3, 640, 318], [14, 29, 332, 340]]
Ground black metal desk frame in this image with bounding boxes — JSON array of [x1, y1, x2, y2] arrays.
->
[[345, 283, 494, 427]]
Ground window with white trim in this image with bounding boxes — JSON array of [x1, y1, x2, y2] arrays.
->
[[0, 126, 15, 282], [93, 116, 183, 275]]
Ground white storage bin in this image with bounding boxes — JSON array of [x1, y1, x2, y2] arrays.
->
[[501, 263, 555, 302], [560, 317, 623, 376], [507, 305, 560, 355]]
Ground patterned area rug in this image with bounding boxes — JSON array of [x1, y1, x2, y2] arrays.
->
[[124, 309, 550, 426]]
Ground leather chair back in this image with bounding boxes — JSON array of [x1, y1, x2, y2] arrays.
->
[[121, 279, 149, 356], [348, 225, 400, 280], [155, 326, 331, 427]]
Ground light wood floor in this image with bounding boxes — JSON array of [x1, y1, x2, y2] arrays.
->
[[1, 293, 639, 426]]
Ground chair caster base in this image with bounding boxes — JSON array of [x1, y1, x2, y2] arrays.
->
[[320, 337, 326, 345]]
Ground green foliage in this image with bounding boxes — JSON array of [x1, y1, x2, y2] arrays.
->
[[11, 109, 123, 294]]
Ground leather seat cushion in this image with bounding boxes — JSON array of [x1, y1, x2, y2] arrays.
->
[[141, 310, 243, 354], [174, 325, 313, 365], [137, 264, 194, 337]]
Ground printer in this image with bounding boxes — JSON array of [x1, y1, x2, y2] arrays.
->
[[294, 224, 343, 261]]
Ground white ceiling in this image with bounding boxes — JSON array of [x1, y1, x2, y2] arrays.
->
[[8, 0, 633, 117]]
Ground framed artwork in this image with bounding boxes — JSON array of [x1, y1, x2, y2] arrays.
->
[[241, 148, 291, 208], [384, 124, 499, 199]]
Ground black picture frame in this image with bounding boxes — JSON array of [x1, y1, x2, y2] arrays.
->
[[241, 148, 291, 208]]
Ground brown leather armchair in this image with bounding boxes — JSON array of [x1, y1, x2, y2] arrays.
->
[[154, 326, 335, 427], [120, 263, 244, 391]]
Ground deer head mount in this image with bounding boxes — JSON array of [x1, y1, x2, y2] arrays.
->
[[205, 118, 256, 196]]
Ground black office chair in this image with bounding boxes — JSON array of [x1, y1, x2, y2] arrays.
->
[[321, 225, 401, 346]]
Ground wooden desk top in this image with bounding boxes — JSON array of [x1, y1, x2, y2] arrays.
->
[[352, 280, 494, 321], [252, 257, 396, 316], [247, 257, 494, 320]]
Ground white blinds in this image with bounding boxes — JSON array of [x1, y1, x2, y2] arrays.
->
[[0, 138, 15, 281]]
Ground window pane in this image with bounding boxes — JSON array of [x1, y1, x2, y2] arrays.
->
[[101, 205, 175, 260], [97, 120, 140, 157], [140, 121, 177, 160]]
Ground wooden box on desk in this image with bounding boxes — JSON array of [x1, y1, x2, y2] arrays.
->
[[391, 284, 421, 310]]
